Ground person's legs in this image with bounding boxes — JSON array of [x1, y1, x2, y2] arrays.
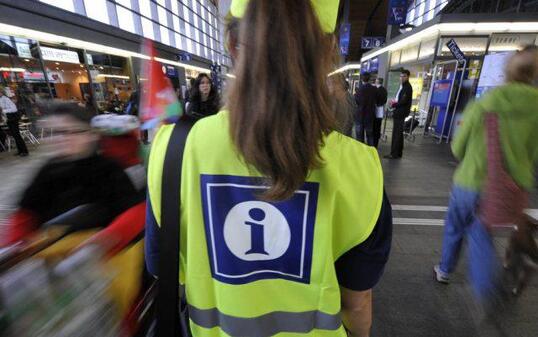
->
[[364, 121, 375, 147], [468, 216, 501, 302], [7, 114, 29, 155], [373, 118, 382, 147], [438, 186, 474, 276], [355, 121, 365, 143], [390, 118, 404, 157]]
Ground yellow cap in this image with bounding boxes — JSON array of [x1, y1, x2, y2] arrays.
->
[[230, 0, 340, 33]]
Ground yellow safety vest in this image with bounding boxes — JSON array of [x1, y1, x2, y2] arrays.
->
[[148, 111, 383, 337]]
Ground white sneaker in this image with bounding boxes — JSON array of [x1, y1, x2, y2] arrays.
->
[[434, 265, 450, 284]]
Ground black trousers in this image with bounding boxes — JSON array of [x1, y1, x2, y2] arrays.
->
[[6, 113, 29, 154], [355, 119, 375, 146], [390, 117, 405, 158], [373, 117, 383, 148]]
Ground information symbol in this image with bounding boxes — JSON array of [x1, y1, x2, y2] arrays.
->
[[223, 201, 291, 261]]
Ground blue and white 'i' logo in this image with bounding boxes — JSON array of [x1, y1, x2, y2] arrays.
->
[[201, 175, 319, 285]]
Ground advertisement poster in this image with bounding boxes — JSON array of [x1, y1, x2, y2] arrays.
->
[[388, 0, 410, 25], [475, 51, 514, 98], [339, 23, 351, 56]]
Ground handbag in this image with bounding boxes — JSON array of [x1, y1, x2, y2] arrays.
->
[[155, 120, 194, 337], [479, 113, 529, 229]]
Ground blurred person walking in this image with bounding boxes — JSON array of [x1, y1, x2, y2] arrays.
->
[[145, 1, 392, 337], [184, 74, 220, 121], [0, 88, 29, 156], [385, 69, 412, 159], [354, 72, 377, 146], [2, 103, 142, 246], [374, 78, 388, 148], [434, 46, 538, 304], [329, 74, 355, 137]]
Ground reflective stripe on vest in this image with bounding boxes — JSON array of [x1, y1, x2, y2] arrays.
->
[[189, 305, 342, 337]]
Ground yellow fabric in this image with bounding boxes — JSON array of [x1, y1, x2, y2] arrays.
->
[[36, 231, 143, 318], [106, 240, 144, 316], [148, 111, 383, 337], [230, 0, 340, 33]]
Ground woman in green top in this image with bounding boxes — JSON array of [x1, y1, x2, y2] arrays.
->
[[434, 46, 538, 302]]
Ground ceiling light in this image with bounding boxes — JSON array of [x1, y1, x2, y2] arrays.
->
[[96, 74, 130, 79], [328, 64, 361, 77], [80, 64, 84, 68], [0, 67, 26, 72], [55, 62, 60, 65], [24, 59, 30, 62], [154, 57, 209, 73]]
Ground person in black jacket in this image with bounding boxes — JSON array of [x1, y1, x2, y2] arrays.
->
[[354, 72, 377, 146], [385, 69, 413, 159], [185, 73, 220, 121], [374, 78, 388, 148]]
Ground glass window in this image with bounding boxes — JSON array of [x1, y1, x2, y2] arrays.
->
[[489, 33, 537, 52], [438, 37, 488, 57], [40, 0, 75, 12], [183, 4, 190, 22], [141, 17, 154, 39], [419, 38, 437, 59], [115, 0, 131, 8], [171, 0, 179, 14], [86, 51, 133, 113], [84, 0, 110, 24], [158, 6, 168, 26], [117, 5, 135, 33], [140, 0, 152, 18], [160, 26, 170, 45], [156, 0, 166, 6], [186, 39, 193, 53], [0, 36, 51, 122], [185, 24, 191, 40], [175, 33, 182, 50], [173, 16, 180, 32]]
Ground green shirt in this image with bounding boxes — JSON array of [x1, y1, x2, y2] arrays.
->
[[452, 83, 538, 191]]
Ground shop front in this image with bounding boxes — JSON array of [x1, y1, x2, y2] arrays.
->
[[361, 14, 538, 143]]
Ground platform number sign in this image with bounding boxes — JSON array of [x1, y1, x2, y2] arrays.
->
[[361, 37, 385, 50], [201, 175, 319, 285]]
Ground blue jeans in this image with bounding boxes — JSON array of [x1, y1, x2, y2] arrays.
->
[[439, 185, 500, 301]]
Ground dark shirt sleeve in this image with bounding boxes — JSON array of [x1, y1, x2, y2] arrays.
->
[[145, 195, 159, 276], [335, 191, 393, 291]]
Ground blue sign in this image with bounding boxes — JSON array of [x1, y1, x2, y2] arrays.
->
[[178, 51, 192, 61], [446, 39, 466, 64], [369, 57, 379, 73], [361, 37, 385, 50], [339, 23, 351, 56], [165, 65, 177, 77], [388, 0, 410, 25], [201, 175, 318, 285]]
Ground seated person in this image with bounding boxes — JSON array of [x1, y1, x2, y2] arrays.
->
[[2, 103, 143, 246]]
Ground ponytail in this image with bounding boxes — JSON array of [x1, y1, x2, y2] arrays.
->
[[228, 0, 335, 201]]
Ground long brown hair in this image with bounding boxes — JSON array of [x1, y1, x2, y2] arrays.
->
[[228, 0, 335, 201]]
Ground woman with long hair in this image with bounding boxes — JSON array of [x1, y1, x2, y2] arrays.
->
[[185, 73, 220, 120], [146, 1, 392, 336]]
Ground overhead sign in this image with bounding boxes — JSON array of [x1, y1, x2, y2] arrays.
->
[[40, 46, 80, 64], [178, 51, 192, 61], [162, 65, 178, 77], [16, 43, 32, 58], [388, 0, 409, 25], [361, 37, 385, 50], [339, 23, 351, 56], [446, 39, 466, 65]]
